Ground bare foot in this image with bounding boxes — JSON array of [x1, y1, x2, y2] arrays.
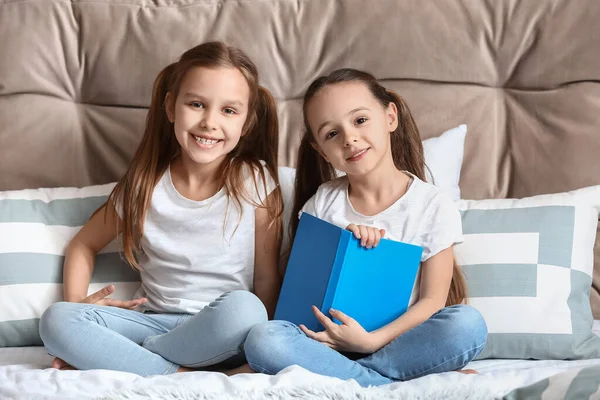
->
[[176, 366, 194, 373], [456, 369, 478, 374], [51, 357, 77, 371], [222, 363, 256, 376]]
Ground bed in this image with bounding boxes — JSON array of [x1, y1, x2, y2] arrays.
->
[[1, 0, 600, 399], [1, 324, 600, 399]]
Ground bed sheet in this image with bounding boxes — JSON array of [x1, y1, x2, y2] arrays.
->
[[1, 320, 599, 399]]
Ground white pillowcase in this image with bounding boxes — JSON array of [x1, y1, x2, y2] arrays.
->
[[423, 124, 466, 202]]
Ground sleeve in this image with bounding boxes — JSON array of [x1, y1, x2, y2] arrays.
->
[[298, 193, 319, 220], [110, 191, 124, 220], [420, 193, 464, 262]]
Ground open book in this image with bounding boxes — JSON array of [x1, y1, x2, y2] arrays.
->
[[275, 212, 423, 332]]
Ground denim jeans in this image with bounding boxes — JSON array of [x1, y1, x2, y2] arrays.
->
[[244, 304, 487, 387], [39, 290, 267, 376]]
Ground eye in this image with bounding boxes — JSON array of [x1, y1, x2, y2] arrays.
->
[[223, 108, 237, 115], [325, 130, 338, 140], [355, 117, 368, 125], [189, 102, 204, 109]]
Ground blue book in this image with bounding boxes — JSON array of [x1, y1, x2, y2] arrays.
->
[[275, 212, 423, 332]]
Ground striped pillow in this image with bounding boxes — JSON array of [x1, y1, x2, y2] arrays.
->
[[457, 185, 600, 360], [0, 183, 140, 347], [503, 365, 600, 400]]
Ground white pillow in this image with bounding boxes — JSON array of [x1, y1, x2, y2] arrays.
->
[[423, 124, 467, 202], [456, 185, 600, 360]]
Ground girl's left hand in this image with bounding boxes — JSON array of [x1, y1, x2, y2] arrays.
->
[[299, 306, 380, 354]]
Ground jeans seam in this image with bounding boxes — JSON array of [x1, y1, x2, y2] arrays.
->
[[82, 306, 171, 333], [175, 314, 191, 326], [161, 362, 180, 375], [182, 349, 240, 368], [400, 342, 487, 380]]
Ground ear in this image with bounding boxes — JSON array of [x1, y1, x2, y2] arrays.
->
[[386, 102, 399, 132], [311, 141, 330, 163], [165, 92, 175, 123]]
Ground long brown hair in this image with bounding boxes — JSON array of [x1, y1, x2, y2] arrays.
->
[[292, 68, 466, 306], [106, 42, 282, 269]]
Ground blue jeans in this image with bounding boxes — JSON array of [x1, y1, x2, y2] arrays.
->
[[39, 290, 267, 376], [244, 305, 487, 387]]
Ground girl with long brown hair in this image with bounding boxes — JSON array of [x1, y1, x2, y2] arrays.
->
[[244, 69, 487, 386], [39, 42, 283, 377]]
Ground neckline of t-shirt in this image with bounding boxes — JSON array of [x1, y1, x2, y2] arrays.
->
[[344, 171, 416, 218], [165, 163, 225, 208]]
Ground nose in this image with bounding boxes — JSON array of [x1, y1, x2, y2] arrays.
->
[[200, 108, 218, 131], [342, 128, 359, 147]]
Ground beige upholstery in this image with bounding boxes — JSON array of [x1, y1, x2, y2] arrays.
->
[[1, 0, 599, 316]]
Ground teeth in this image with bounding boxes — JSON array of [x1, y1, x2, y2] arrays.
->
[[194, 135, 219, 145], [352, 149, 367, 157]]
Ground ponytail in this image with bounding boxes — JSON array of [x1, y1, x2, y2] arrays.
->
[[384, 89, 467, 305], [222, 84, 283, 244], [384, 90, 426, 181], [289, 133, 336, 243], [446, 261, 467, 306], [236, 86, 279, 170], [107, 62, 179, 269]]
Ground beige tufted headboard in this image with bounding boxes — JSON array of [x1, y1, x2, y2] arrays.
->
[[1, 0, 599, 313]]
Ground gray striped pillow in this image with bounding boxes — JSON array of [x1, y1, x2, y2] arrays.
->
[[457, 185, 600, 360], [504, 365, 600, 400], [0, 183, 140, 347]]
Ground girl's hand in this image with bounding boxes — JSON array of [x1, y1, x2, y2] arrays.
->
[[346, 224, 386, 249], [299, 306, 381, 354], [81, 284, 147, 310]]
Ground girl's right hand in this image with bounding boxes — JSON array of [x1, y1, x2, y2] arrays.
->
[[81, 284, 147, 310], [346, 224, 386, 249]]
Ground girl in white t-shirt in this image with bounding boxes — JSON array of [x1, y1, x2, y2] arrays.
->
[[244, 68, 487, 386], [39, 42, 283, 376]]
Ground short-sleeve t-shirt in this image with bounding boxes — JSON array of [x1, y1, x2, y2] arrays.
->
[[116, 160, 276, 314], [301, 173, 463, 306]]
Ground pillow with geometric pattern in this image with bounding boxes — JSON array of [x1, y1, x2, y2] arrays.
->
[[457, 185, 600, 360]]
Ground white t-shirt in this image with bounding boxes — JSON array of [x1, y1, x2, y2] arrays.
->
[[301, 173, 463, 306], [118, 161, 276, 314]]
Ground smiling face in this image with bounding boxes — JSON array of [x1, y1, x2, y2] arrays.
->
[[305, 81, 399, 177], [166, 66, 251, 169]]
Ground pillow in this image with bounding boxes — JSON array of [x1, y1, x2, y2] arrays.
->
[[279, 125, 468, 258], [503, 365, 600, 400], [422, 124, 467, 202], [0, 183, 140, 347], [457, 185, 600, 360]]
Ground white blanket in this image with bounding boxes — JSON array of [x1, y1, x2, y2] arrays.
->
[[3, 353, 600, 400], [2, 321, 600, 400]]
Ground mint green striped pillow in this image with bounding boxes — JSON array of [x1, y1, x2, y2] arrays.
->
[[0, 183, 140, 347], [504, 365, 600, 400], [457, 185, 600, 360]]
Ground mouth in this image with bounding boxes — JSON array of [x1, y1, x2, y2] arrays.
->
[[191, 133, 222, 146], [346, 148, 369, 162]]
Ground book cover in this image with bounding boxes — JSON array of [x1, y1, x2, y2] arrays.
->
[[275, 212, 423, 332]]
